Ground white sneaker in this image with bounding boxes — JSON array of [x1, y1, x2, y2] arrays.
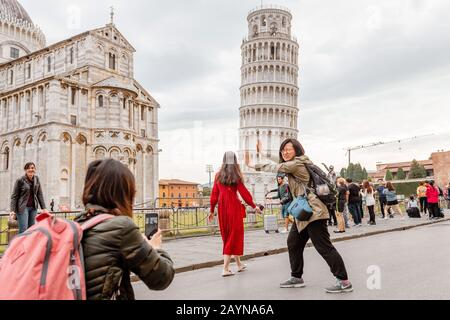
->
[[280, 229, 289, 234]]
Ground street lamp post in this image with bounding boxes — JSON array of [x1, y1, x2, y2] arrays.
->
[[206, 165, 214, 190]]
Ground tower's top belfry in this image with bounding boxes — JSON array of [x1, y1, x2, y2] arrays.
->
[[246, 5, 294, 41]]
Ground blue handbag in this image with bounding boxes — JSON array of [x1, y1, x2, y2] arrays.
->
[[287, 183, 313, 221]]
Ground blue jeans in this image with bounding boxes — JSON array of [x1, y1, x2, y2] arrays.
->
[[348, 203, 362, 225], [17, 207, 37, 234], [343, 203, 350, 228], [281, 204, 290, 218]]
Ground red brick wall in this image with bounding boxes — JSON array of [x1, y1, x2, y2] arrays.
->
[[431, 151, 450, 188]]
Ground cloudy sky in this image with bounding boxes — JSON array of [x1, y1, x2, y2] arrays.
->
[[22, 0, 450, 183]]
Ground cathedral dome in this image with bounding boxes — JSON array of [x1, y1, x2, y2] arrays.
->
[[0, 0, 34, 26], [0, 0, 45, 63]]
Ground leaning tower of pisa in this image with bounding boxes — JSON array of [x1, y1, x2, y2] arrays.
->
[[238, 5, 299, 202]]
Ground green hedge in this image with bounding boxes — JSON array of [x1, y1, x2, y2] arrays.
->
[[375, 181, 420, 197]]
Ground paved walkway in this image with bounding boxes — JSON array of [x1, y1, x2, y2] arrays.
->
[[156, 211, 450, 274]]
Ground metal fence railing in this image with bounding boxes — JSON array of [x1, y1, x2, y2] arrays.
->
[[0, 203, 283, 254]]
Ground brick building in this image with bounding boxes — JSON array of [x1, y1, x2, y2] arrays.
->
[[159, 179, 201, 208], [368, 150, 450, 187]]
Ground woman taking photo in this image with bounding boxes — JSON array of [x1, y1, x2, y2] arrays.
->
[[209, 151, 261, 277], [10, 162, 46, 234], [252, 139, 353, 293], [74, 159, 175, 300]]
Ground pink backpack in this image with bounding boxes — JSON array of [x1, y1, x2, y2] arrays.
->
[[0, 211, 113, 300]]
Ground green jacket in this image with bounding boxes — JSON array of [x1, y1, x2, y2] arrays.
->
[[256, 155, 329, 232], [269, 184, 290, 203], [74, 208, 175, 300]]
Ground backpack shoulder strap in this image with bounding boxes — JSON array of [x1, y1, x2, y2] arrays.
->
[[81, 214, 115, 231]]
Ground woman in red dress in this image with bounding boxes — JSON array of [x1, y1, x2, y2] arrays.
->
[[209, 151, 261, 277]]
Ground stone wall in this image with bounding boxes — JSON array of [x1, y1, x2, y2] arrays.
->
[[431, 151, 450, 188]]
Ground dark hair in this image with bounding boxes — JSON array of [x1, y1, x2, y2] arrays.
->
[[24, 162, 36, 170], [386, 181, 395, 191], [217, 152, 244, 186], [279, 139, 305, 163], [82, 159, 136, 217], [429, 180, 435, 186], [410, 195, 415, 200], [346, 178, 353, 183]]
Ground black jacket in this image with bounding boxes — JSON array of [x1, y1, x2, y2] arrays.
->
[[74, 208, 175, 300], [10, 175, 46, 214]]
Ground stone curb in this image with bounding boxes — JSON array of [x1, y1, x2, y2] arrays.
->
[[131, 217, 450, 282]]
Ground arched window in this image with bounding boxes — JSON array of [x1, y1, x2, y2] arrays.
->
[[98, 95, 104, 108], [109, 53, 116, 70], [10, 47, 19, 59], [71, 88, 76, 105], [61, 169, 69, 197], [26, 64, 31, 79], [110, 148, 120, 160], [261, 15, 266, 26], [70, 47, 74, 64], [2, 147, 10, 171], [95, 148, 106, 160]]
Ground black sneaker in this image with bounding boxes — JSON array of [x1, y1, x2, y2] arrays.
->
[[333, 230, 345, 233], [325, 279, 353, 293]]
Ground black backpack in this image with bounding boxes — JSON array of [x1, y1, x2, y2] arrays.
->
[[304, 163, 338, 206]]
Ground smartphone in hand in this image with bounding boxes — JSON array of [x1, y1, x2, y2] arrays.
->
[[145, 212, 159, 240]]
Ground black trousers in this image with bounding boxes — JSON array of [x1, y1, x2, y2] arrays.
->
[[428, 203, 439, 218], [419, 197, 428, 213], [359, 200, 364, 218], [327, 205, 337, 225], [287, 219, 349, 281], [379, 198, 391, 218], [367, 205, 375, 223]]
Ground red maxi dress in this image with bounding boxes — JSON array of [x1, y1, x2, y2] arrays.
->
[[210, 178, 257, 256]]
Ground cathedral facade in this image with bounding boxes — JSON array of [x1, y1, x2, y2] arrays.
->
[[239, 5, 299, 203], [0, 0, 159, 211]]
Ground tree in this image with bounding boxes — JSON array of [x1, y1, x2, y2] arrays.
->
[[408, 159, 427, 179], [385, 169, 394, 181], [347, 163, 355, 181], [342, 163, 369, 182], [354, 163, 364, 182], [396, 168, 406, 180], [202, 187, 211, 197], [362, 168, 368, 180]]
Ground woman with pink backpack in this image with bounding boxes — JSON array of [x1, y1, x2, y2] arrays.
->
[[0, 159, 174, 300]]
